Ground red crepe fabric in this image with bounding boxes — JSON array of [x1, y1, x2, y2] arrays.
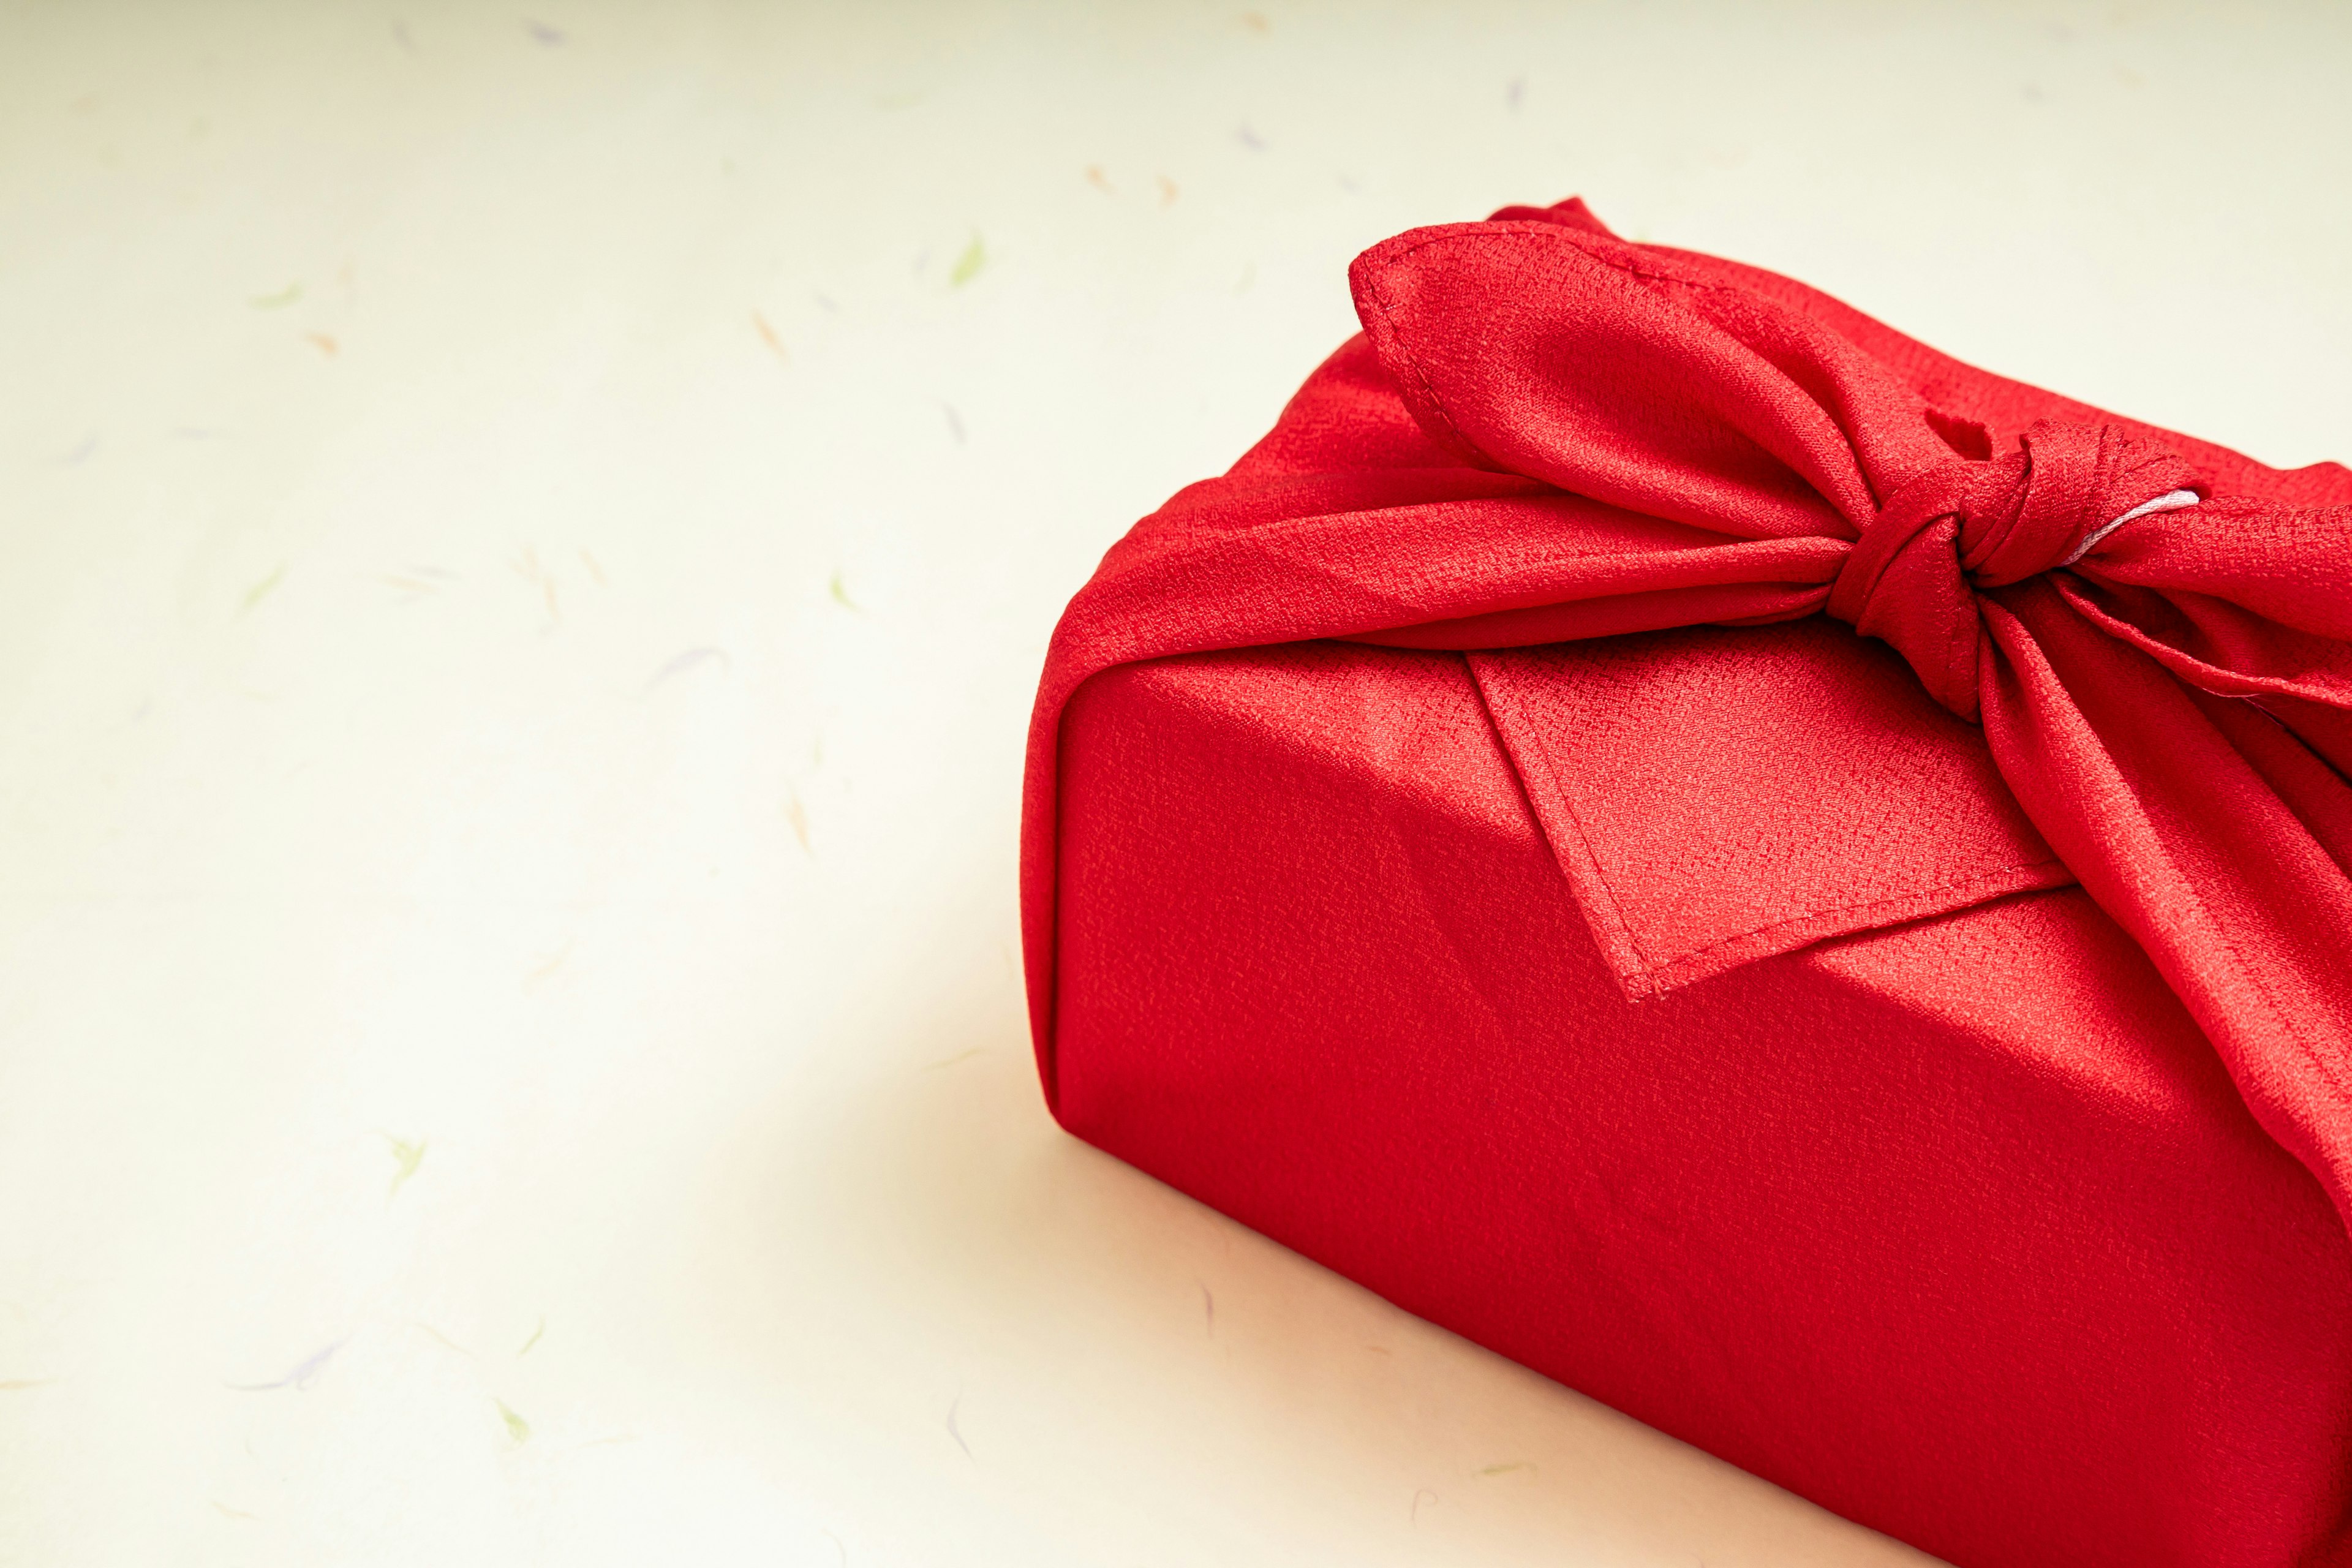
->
[[1471, 621, 2074, 994], [1055, 641, 2352, 1567], [1025, 197, 2352, 1235]]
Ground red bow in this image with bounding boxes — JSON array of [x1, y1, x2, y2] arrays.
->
[[1025, 199, 2352, 1232]]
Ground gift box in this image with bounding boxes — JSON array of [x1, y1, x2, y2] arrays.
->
[[1022, 199, 2352, 1567]]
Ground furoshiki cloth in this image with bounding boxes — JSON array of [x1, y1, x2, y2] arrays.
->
[[1027, 196, 2352, 1231], [1023, 199, 2352, 1565]]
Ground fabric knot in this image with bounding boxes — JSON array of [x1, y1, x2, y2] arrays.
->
[[1825, 420, 2203, 719]]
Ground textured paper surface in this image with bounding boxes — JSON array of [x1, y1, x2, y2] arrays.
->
[[2, 3, 2349, 1566]]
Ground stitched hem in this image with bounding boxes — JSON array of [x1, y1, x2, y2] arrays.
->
[[1628, 859, 2074, 991]]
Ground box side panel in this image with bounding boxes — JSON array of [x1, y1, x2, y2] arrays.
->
[[1053, 641, 2352, 1568]]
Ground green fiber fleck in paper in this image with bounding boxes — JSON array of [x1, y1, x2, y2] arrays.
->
[[497, 1399, 532, 1444], [385, 1136, 426, 1196], [241, 564, 287, 614], [949, 234, 987, 287], [250, 283, 303, 309]]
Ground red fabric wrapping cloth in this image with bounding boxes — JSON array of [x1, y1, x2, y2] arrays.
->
[[1023, 199, 2352, 1563]]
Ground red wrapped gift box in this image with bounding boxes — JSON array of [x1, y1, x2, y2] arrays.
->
[[1023, 200, 2352, 1567]]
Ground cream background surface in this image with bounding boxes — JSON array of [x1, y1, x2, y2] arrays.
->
[[2, 3, 2347, 1564]]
